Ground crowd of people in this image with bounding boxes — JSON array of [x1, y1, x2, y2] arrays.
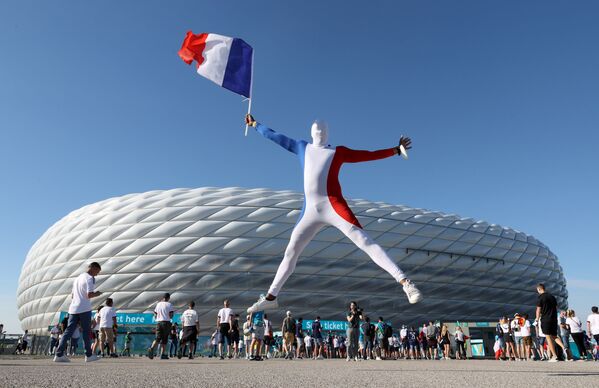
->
[[3, 263, 598, 364]]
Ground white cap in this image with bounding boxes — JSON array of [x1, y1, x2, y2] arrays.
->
[[286, 310, 292, 316]]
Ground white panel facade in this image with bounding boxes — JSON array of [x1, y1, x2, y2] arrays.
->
[[17, 187, 568, 333]]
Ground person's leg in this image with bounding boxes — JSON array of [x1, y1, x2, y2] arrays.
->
[[338, 225, 405, 283], [56, 313, 81, 357], [545, 335, 558, 359], [267, 218, 324, 297]]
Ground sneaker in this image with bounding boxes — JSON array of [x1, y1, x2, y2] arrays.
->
[[247, 294, 279, 313], [85, 355, 100, 363], [188, 354, 194, 360], [376, 356, 382, 361], [402, 280, 422, 304], [317, 355, 324, 360], [53, 355, 70, 363], [160, 354, 169, 360], [147, 349, 154, 360], [346, 356, 351, 361], [548, 357, 559, 362], [177, 349, 182, 359]]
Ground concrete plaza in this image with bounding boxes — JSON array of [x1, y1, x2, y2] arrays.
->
[[1, 356, 598, 388]]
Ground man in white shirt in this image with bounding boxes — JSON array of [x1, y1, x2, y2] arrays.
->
[[178, 301, 199, 360], [98, 298, 117, 357], [511, 314, 523, 360], [54, 262, 103, 363], [587, 306, 599, 345], [148, 293, 174, 360], [217, 299, 234, 359]]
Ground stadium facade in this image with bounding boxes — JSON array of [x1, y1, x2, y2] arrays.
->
[[17, 187, 568, 334]]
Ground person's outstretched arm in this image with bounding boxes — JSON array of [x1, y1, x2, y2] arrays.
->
[[245, 114, 301, 155], [337, 136, 412, 163]]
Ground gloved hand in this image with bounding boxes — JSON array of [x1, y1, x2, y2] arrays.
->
[[396, 136, 412, 155]]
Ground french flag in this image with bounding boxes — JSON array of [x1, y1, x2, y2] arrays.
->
[[178, 31, 253, 98]]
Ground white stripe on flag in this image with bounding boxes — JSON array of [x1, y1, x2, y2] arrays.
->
[[197, 33, 234, 87]]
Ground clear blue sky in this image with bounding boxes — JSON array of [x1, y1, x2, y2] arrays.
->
[[1, 1, 597, 332]]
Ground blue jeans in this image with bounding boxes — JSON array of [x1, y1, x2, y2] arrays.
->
[[56, 311, 92, 357]]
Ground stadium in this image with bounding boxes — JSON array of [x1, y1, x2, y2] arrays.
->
[[17, 187, 568, 337]]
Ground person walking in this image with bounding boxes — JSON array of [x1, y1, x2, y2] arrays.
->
[[54, 262, 102, 363], [282, 311, 296, 359], [98, 298, 117, 358], [178, 301, 199, 360], [535, 283, 568, 362], [311, 317, 324, 360], [519, 314, 533, 360], [565, 309, 587, 360], [587, 306, 599, 349], [439, 325, 451, 360], [296, 317, 305, 359], [169, 324, 179, 358], [147, 293, 174, 360], [242, 315, 253, 359], [49, 324, 61, 355], [454, 326, 466, 360]]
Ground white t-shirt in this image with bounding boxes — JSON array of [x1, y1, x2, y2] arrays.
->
[[264, 319, 272, 335], [333, 337, 339, 347], [68, 273, 95, 314], [587, 314, 599, 335], [305, 335, 312, 346], [520, 320, 531, 337], [211, 331, 220, 345], [455, 331, 464, 341], [99, 306, 116, 328], [500, 322, 510, 334], [566, 317, 583, 334], [218, 307, 233, 324], [181, 309, 199, 327], [154, 301, 174, 322], [400, 328, 407, 339]]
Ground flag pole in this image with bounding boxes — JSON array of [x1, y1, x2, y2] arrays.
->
[[244, 50, 255, 136]]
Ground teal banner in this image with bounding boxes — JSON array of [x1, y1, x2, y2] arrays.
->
[[57, 311, 182, 326]]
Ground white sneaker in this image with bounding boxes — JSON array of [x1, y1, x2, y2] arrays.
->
[[548, 357, 559, 363], [402, 280, 422, 304], [85, 355, 100, 363], [346, 356, 351, 361], [247, 294, 279, 313], [53, 355, 70, 363], [376, 356, 382, 361], [317, 355, 324, 360]]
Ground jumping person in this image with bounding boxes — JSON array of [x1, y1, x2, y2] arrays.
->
[[245, 114, 422, 313]]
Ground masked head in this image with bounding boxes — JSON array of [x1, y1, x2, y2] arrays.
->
[[311, 120, 329, 146]]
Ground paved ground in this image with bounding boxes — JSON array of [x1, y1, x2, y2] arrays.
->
[[1, 356, 598, 388]]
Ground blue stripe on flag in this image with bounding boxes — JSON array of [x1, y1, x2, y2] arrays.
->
[[222, 38, 253, 98]]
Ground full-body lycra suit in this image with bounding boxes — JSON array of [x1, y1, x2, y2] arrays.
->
[[254, 123, 407, 297]]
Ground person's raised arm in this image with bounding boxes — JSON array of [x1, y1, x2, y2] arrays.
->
[[245, 114, 301, 154], [337, 136, 412, 163]]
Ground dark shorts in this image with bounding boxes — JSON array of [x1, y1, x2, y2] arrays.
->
[[181, 326, 198, 342], [219, 323, 231, 344], [231, 331, 240, 344], [155, 321, 171, 344], [503, 334, 514, 344], [541, 318, 558, 337], [427, 338, 437, 347]]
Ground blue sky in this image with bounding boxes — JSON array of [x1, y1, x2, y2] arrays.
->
[[1, 1, 597, 332]]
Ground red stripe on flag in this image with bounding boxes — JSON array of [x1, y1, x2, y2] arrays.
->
[[178, 31, 209, 67]]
